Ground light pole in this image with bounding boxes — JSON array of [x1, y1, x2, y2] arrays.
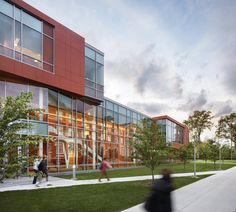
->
[[193, 135, 198, 178], [219, 144, 222, 170], [72, 164, 77, 180]]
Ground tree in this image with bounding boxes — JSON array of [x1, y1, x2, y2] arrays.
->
[[183, 110, 213, 143], [199, 141, 211, 163], [220, 144, 231, 162], [183, 110, 213, 177], [0, 92, 41, 180], [130, 118, 169, 182], [216, 113, 236, 159], [209, 142, 219, 168], [176, 145, 191, 171]]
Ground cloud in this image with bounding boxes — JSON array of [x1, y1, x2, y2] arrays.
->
[[223, 64, 236, 95], [211, 100, 234, 118], [175, 52, 189, 67], [127, 101, 169, 116], [106, 44, 183, 99], [134, 61, 183, 99], [178, 89, 208, 111]]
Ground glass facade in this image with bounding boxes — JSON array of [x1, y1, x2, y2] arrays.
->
[[157, 119, 184, 144], [0, 0, 188, 175], [0, 80, 148, 172], [85, 43, 104, 100], [0, 0, 54, 72]]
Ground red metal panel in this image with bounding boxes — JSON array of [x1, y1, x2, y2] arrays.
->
[[0, 0, 85, 97]]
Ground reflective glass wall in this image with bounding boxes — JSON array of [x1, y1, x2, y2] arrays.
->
[[157, 119, 184, 144], [0, 0, 54, 72], [0, 80, 148, 172], [85, 43, 104, 100]]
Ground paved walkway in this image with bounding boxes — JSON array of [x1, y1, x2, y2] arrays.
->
[[123, 167, 236, 212], [1, 169, 236, 212], [0, 170, 221, 192]]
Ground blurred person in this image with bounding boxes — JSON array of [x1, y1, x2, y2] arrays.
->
[[32, 157, 41, 184], [144, 169, 173, 212], [98, 158, 112, 182], [35, 155, 49, 187], [41, 155, 48, 182]]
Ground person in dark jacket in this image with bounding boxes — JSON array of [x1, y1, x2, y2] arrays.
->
[[41, 155, 48, 182], [35, 155, 48, 187], [145, 169, 173, 212]]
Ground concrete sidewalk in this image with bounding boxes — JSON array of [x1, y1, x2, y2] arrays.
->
[[0, 170, 220, 192], [123, 167, 236, 212]]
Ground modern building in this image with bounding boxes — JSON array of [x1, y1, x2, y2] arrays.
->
[[153, 115, 189, 148], [0, 0, 188, 173]]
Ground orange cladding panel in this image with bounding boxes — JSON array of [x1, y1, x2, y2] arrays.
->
[[0, 0, 85, 97]]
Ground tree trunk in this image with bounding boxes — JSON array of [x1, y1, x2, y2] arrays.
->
[[151, 168, 154, 183]]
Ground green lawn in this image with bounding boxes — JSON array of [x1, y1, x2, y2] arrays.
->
[[61, 162, 235, 180], [0, 175, 210, 212]]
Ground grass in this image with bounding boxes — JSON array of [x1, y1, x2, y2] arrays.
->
[[60, 161, 235, 180], [0, 175, 210, 212]]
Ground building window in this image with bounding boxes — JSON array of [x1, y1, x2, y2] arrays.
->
[[0, 0, 54, 72], [22, 25, 42, 68], [85, 57, 95, 82], [85, 44, 104, 100]]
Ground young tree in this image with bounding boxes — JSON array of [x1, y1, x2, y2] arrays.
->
[[220, 144, 231, 162], [0, 92, 41, 180], [183, 110, 213, 177], [199, 142, 211, 163], [209, 142, 219, 168], [176, 145, 191, 171], [130, 118, 169, 182], [183, 110, 213, 143], [216, 113, 236, 159]]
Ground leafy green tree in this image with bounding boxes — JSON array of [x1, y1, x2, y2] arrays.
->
[[183, 110, 213, 143], [199, 141, 211, 163], [220, 144, 231, 162], [216, 113, 236, 159], [130, 118, 169, 182], [176, 145, 190, 171], [0, 92, 41, 180], [209, 142, 219, 168], [183, 110, 213, 176]]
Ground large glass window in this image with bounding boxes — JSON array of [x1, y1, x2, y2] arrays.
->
[[85, 46, 95, 60], [6, 81, 27, 97], [15, 21, 21, 53], [0, 13, 13, 49], [96, 53, 104, 65], [0, 0, 54, 72], [85, 44, 104, 100], [22, 11, 41, 32], [85, 57, 95, 81], [0, 0, 13, 17], [96, 62, 104, 85], [23, 25, 42, 61]]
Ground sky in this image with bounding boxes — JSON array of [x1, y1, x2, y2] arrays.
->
[[24, 0, 236, 139]]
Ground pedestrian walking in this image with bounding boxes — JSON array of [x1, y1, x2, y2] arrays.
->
[[98, 158, 112, 182], [41, 155, 49, 182], [32, 157, 41, 184], [35, 155, 49, 187], [144, 169, 174, 212]]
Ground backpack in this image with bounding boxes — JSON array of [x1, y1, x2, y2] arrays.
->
[[38, 160, 43, 171]]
